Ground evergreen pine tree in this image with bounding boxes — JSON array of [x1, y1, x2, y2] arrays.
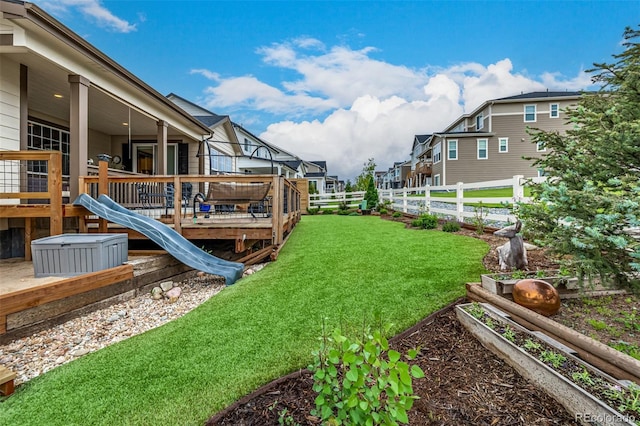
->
[[518, 27, 640, 289]]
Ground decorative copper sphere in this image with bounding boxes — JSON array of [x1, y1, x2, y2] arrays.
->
[[512, 279, 561, 317]]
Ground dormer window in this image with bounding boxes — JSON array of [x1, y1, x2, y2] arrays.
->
[[476, 113, 484, 130]]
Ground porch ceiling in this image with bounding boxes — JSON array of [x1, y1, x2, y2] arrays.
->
[[13, 51, 177, 138]]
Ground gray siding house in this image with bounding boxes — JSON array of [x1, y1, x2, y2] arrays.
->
[[428, 91, 581, 185]]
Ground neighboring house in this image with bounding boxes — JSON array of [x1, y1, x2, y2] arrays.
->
[[166, 93, 242, 175], [407, 134, 432, 188], [374, 171, 386, 189], [0, 0, 212, 202], [325, 175, 339, 193], [326, 176, 344, 193], [304, 160, 328, 194], [426, 91, 582, 185], [377, 161, 411, 189], [233, 123, 305, 178]]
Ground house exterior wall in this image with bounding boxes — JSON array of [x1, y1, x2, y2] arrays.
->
[[431, 96, 578, 185], [0, 56, 20, 152]]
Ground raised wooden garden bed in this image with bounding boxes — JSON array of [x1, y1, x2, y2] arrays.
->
[[480, 270, 623, 299], [456, 302, 638, 425]]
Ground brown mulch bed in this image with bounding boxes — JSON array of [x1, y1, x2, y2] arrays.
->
[[207, 219, 581, 425]]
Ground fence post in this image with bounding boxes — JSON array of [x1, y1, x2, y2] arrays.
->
[[403, 189, 408, 213], [512, 175, 525, 203], [424, 184, 430, 214], [456, 182, 464, 223]]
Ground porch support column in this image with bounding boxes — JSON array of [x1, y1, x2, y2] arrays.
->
[[68, 75, 90, 200], [20, 64, 28, 150], [157, 120, 168, 175]]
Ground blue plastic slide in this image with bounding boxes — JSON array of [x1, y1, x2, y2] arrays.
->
[[73, 193, 244, 285]]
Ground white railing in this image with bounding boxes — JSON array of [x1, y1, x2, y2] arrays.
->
[[378, 175, 547, 225], [309, 191, 366, 210]]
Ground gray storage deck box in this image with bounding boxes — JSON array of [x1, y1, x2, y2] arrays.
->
[[31, 234, 128, 278]]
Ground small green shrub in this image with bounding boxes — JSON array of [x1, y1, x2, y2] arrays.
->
[[378, 208, 388, 215], [337, 209, 350, 216], [322, 208, 334, 215], [348, 212, 359, 216], [411, 214, 438, 230], [539, 350, 567, 369], [307, 207, 320, 215], [587, 319, 608, 331], [441, 221, 461, 232], [309, 324, 424, 425], [392, 211, 402, 218]]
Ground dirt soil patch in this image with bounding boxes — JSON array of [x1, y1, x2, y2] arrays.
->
[[207, 219, 638, 425]]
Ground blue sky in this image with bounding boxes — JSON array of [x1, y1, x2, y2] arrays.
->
[[37, 0, 639, 181]]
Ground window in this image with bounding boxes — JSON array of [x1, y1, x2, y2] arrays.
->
[[477, 139, 488, 159], [476, 113, 483, 130], [244, 138, 251, 152], [524, 105, 536, 122], [550, 103, 559, 118], [536, 141, 546, 152], [28, 120, 70, 191], [133, 143, 178, 174], [448, 140, 458, 160], [433, 142, 442, 163], [209, 147, 233, 173], [498, 137, 508, 153], [537, 168, 546, 177], [433, 174, 440, 186]]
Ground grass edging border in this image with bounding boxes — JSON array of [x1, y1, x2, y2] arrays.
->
[[205, 300, 462, 424]]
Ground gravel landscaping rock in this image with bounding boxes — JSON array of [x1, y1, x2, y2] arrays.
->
[[0, 273, 228, 386]]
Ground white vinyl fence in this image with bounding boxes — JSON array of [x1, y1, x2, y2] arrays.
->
[[309, 191, 366, 210], [378, 175, 547, 227]]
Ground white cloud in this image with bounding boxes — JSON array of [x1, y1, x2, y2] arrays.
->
[[196, 40, 594, 181], [38, 0, 136, 33], [261, 95, 462, 181]]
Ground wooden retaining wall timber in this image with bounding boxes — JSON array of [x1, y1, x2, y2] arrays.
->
[[0, 255, 209, 343], [466, 283, 640, 385]]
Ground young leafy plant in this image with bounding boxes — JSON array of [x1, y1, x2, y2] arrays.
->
[[309, 322, 425, 425]]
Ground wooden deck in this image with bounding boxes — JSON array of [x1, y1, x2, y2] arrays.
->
[[0, 152, 302, 339], [0, 254, 211, 340], [0, 152, 302, 260]]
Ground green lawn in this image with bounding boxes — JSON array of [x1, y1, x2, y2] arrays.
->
[[0, 216, 488, 425], [424, 186, 532, 198]]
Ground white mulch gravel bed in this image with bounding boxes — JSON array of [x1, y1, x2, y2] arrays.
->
[[0, 265, 265, 386]]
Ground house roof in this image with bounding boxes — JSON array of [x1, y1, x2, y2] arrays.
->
[[282, 160, 302, 170], [310, 161, 327, 170], [0, 1, 212, 137], [494, 91, 583, 101], [194, 115, 228, 128], [415, 134, 431, 143]]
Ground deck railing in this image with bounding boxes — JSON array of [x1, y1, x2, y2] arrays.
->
[[79, 161, 301, 245], [0, 151, 65, 259]]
